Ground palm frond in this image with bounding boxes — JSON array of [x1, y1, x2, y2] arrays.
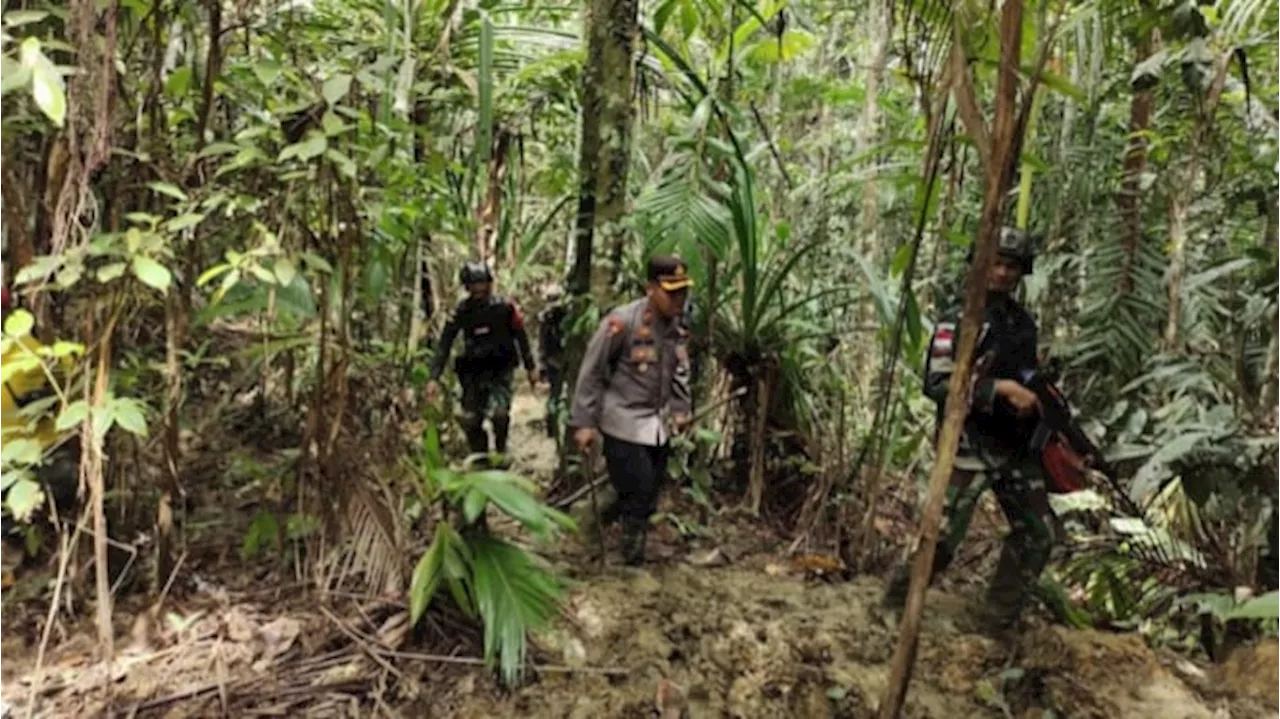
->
[[340, 476, 408, 595], [469, 535, 565, 685]]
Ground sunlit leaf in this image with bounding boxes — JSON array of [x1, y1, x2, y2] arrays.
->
[[274, 258, 297, 287], [111, 397, 149, 437], [5, 477, 44, 522], [166, 213, 206, 232], [132, 256, 172, 293], [56, 400, 89, 432], [322, 73, 352, 106], [97, 262, 127, 282], [4, 310, 34, 338], [148, 181, 188, 202]]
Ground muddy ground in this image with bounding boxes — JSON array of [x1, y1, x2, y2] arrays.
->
[[2, 389, 1276, 718]]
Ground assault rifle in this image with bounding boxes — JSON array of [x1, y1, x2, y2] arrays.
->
[[1018, 368, 1143, 516]]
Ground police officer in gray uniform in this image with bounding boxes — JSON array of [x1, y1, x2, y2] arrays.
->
[[569, 256, 694, 565]]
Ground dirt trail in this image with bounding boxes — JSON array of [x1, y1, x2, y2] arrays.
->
[[442, 388, 1278, 719], [1, 388, 1274, 718]]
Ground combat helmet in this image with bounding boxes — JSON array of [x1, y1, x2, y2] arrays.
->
[[459, 261, 494, 285]]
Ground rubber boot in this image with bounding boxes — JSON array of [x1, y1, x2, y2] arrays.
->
[[981, 545, 1034, 639], [492, 414, 511, 454], [621, 517, 648, 566], [881, 548, 952, 611], [463, 419, 490, 466]]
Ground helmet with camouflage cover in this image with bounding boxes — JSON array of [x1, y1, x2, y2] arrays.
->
[[966, 227, 1036, 274]]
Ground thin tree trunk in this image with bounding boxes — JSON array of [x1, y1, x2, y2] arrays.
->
[[564, 0, 639, 472], [878, 0, 1025, 713], [1254, 195, 1274, 409], [1117, 28, 1155, 294], [87, 311, 120, 659], [856, 0, 891, 263], [1164, 51, 1233, 349]]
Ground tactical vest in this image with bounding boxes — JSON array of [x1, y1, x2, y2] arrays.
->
[[455, 296, 519, 373]]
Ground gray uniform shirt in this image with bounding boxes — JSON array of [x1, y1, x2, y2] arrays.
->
[[569, 298, 693, 446]]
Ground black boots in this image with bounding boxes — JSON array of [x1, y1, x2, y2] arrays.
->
[[492, 415, 511, 454], [621, 518, 648, 566], [463, 419, 489, 456]]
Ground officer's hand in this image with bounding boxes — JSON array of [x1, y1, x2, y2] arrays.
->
[[672, 413, 691, 434], [573, 427, 598, 453], [996, 379, 1040, 417], [425, 380, 441, 402]]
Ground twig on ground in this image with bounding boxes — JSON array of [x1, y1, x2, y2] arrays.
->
[[320, 606, 404, 680]]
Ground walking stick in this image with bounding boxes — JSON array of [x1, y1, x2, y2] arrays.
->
[[586, 446, 607, 564]]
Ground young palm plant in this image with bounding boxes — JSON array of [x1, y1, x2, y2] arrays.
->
[[408, 422, 575, 685], [631, 94, 850, 515]]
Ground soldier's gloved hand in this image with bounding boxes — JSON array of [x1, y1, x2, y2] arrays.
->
[[995, 379, 1040, 417], [425, 380, 441, 403], [573, 427, 598, 453], [672, 413, 691, 434]]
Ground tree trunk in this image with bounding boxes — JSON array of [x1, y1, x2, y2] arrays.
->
[[570, 0, 637, 298], [856, 0, 891, 264], [1116, 29, 1155, 295], [562, 0, 639, 478], [878, 0, 1026, 713], [1254, 195, 1274, 409], [1164, 50, 1233, 349]]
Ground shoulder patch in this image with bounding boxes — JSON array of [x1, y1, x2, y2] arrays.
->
[[931, 322, 955, 358], [507, 300, 525, 331]]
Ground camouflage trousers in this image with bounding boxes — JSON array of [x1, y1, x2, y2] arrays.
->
[[457, 371, 513, 455], [886, 455, 1060, 626]]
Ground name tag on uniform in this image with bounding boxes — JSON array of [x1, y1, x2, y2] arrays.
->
[[473, 326, 491, 335]]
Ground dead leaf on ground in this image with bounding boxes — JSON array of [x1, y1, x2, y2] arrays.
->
[[258, 617, 302, 660]]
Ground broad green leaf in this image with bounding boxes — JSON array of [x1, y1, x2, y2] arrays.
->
[[1, 438, 43, 467], [55, 400, 89, 432], [320, 112, 349, 137], [111, 397, 148, 437], [96, 262, 127, 282], [22, 39, 65, 127], [14, 255, 62, 284], [1225, 591, 1280, 620], [132, 256, 172, 293], [166, 213, 206, 232], [253, 59, 282, 85], [197, 263, 232, 287], [300, 252, 333, 273], [1, 56, 31, 95], [92, 402, 114, 442], [148, 181, 188, 202], [5, 10, 50, 26], [47, 341, 83, 358], [4, 310, 34, 338], [165, 66, 192, 97], [463, 488, 488, 524], [273, 258, 297, 287], [325, 148, 356, 178], [5, 477, 44, 522], [196, 141, 240, 159], [322, 73, 352, 106], [1, 468, 32, 491], [278, 132, 327, 162], [248, 264, 275, 284], [30, 63, 66, 127]]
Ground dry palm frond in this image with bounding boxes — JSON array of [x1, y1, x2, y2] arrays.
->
[[327, 474, 407, 596]]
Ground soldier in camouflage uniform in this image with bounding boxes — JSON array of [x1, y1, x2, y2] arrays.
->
[[537, 284, 568, 440], [426, 262, 537, 462], [883, 228, 1059, 633]]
